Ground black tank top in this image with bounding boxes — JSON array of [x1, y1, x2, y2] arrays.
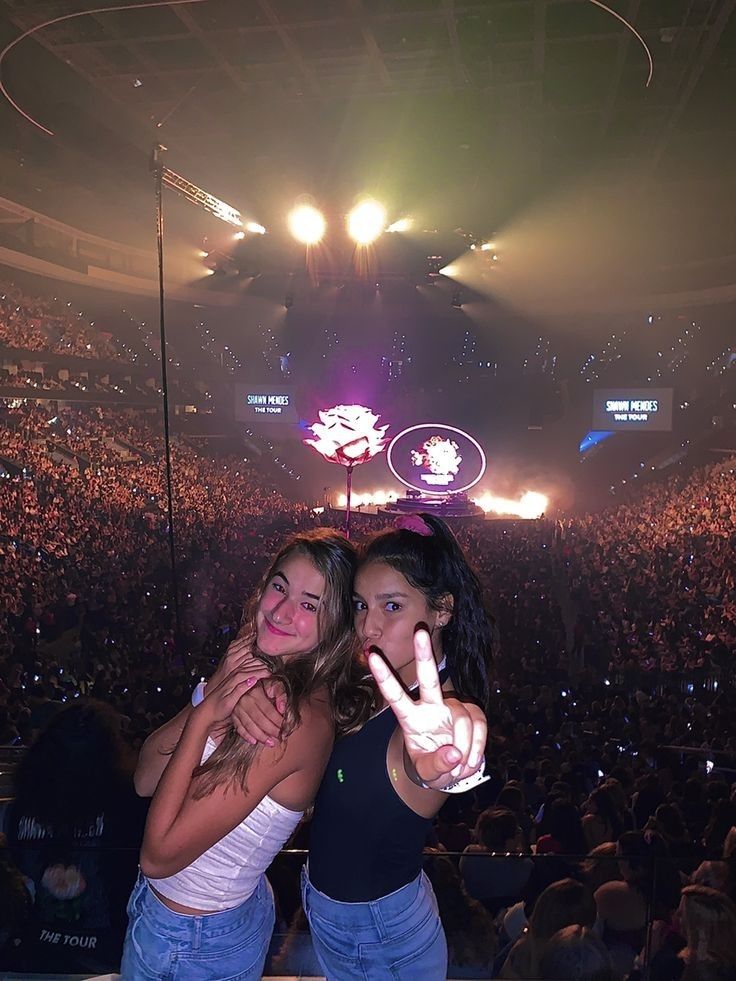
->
[[309, 703, 433, 902]]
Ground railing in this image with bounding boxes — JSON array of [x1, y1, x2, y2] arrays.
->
[[0, 846, 723, 979]]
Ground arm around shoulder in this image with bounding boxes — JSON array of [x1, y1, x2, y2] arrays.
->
[[134, 703, 193, 797], [141, 690, 334, 878]]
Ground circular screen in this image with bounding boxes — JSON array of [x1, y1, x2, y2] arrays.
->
[[387, 424, 487, 495]]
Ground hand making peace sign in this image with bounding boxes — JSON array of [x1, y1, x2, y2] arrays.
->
[[367, 627, 488, 792]]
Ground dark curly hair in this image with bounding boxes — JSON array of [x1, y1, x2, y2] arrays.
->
[[358, 514, 492, 707]]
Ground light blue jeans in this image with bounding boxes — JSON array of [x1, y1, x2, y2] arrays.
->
[[121, 871, 274, 980], [302, 865, 448, 980]]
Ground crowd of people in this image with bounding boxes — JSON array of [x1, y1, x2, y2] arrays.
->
[[0, 282, 129, 362], [0, 401, 312, 735], [562, 461, 736, 680], [0, 379, 734, 976]]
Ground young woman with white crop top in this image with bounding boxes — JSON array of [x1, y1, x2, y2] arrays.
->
[[121, 528, 368, 980], [233, 514, 493, 980]]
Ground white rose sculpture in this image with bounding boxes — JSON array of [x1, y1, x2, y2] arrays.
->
[[304, 404, 389, 467], [304, 404, 389, 534]]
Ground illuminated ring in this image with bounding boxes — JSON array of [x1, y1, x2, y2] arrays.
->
[[387, 423, 487, 495]]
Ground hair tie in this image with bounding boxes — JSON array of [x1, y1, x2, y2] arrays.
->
[[394, 514, 434, 537]]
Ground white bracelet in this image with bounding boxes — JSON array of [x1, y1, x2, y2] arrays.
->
[[191, 681, 206, 707], [439, 764, 489, 795]]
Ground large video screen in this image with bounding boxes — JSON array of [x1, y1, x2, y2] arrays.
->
[[233, 384, 297, 425], [592, 388, 673, 432], [387, 424, 487, 494]]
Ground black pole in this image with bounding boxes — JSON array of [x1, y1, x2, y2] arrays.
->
[[345, 463, 354, 538], [150, 145, 183, 657]]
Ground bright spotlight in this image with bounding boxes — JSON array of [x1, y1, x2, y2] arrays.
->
[[387, 217, 412, 233], [480, 242, 495, 252], [439, 264, 458, 277], [288, 205, 325, 245], [348, 200, 386, 244], [246, 221, 266, 235], [234, 231, 245, 240]]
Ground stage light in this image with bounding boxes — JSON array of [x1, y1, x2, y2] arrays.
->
[[246, 222, 266, 235], [234, 231, 245, 240], [439, 264, 457, 277], [387, 217, 412, 233], [347, 200, 386, 244], [480, 242, 495, 251], [288, 205, 325, 245], [451, 290, 463, 308]]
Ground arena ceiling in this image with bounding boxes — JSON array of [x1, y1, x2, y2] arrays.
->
[[1, 1, 735, 260]]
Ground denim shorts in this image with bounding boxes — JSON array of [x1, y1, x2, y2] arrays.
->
[[301, 865, 448, 980], [120, 871, 274, 980]]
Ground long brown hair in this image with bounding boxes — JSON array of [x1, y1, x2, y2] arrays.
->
[[194, 528, 372, 797], [527, 878, 596, 977]]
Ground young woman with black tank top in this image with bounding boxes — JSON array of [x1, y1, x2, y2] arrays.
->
[[234, 513, 492, 979]]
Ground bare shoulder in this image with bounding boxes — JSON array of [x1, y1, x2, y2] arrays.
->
[[290, 688, 333, 736], [278, 688, 334, 762], [265, 689, 335, 810]]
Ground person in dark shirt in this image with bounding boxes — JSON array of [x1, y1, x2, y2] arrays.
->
[[4, 699, 147, 975]]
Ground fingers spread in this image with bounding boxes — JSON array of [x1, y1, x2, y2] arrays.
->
[[466, 704, 487, 771], [450, 707, 473, 772], [368, 652, 413, 725], [413, 628, 443, 705]]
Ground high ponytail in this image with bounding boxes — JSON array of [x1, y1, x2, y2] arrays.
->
[[359, 514, 491, 708]]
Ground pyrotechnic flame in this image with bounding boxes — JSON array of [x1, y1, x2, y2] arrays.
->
[[472, 491, 548, 518]]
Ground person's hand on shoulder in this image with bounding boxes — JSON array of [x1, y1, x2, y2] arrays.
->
[[231, 680, 287, 747], [195, 668, 261, 728], [206, 633, 269, 694]]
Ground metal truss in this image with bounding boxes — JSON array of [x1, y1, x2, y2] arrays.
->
[[159, 165, 242, 226]]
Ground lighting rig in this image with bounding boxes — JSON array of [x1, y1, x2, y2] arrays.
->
[[149, 144, 250, 654]]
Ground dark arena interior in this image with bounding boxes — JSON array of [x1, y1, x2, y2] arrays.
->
[[0, 1, 735, 979]]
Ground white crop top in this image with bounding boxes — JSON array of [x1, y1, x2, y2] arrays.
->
[[149, 736, 303, 912]]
